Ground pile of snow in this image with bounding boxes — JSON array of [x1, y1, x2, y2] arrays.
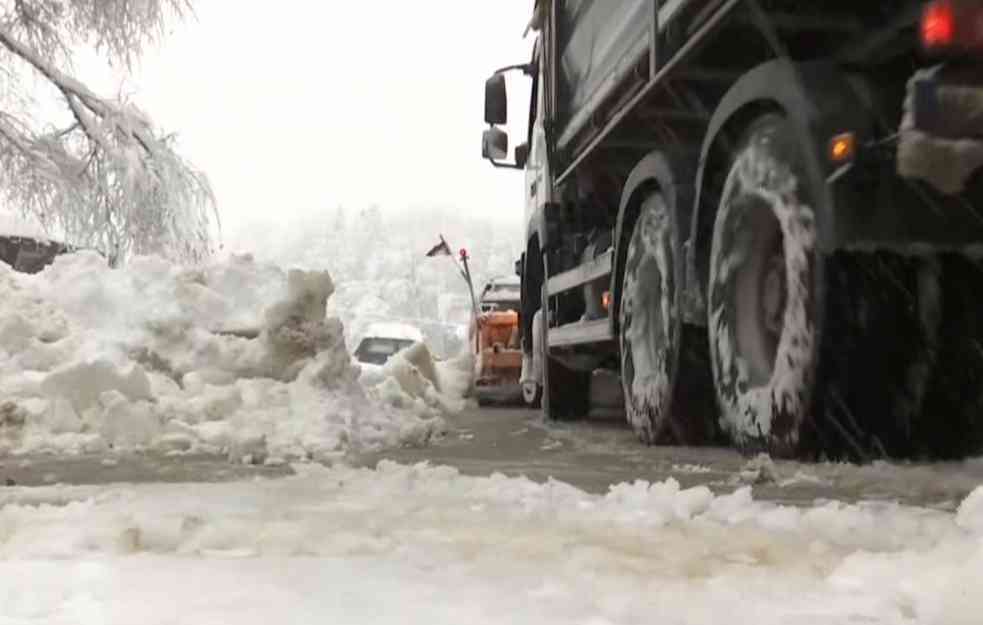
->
[[0, 251, 456, 460], [0, 462, 981, 623], [362, 342, 475, 417]]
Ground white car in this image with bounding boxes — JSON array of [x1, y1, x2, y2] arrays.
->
[[352, 322, 425, 381]]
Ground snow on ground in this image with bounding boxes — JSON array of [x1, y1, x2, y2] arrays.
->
[[0, 251, 465, 461], [361, 341, 476, 418], [0, 461, 980, 624]]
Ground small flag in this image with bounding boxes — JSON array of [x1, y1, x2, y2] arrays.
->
[[425, 237, 452, 257]]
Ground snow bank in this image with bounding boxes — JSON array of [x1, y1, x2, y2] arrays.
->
[[0, 252, 447, 460], [0, 462, 981, 624], [361, 341, 474, 418]]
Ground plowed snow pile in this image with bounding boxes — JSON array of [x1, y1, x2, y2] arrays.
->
[[0, 252, 455, 461], [0, 462, 981, 624], [362, 341, 474, 417]]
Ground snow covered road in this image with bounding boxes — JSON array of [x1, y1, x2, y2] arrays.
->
[[6, 406, 983, 510], [1, 459, 981, 624]]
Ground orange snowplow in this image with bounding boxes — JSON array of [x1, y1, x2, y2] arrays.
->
[[421, 239, 524, 405], [472, 276, 523, 405]]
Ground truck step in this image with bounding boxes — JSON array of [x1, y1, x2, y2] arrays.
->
[[548, 318, 614, 348], [547, 249, 613, 296]]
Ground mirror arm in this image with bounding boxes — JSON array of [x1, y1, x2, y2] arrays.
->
[[492, 62, 534, 77], [488, 159, 524, 170]]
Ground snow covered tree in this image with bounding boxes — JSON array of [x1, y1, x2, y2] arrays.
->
[[0, 0, 217, 265]]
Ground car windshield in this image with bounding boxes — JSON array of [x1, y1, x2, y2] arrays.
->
[[480, 300, 520, 313], [354, 337, 416, 365]]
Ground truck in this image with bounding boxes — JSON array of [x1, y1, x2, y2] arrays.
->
[[471, 275, 524, 405], [481, 0, 983, 461]]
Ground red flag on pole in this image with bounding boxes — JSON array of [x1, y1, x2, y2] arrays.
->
[[424, 237, 452, 257]]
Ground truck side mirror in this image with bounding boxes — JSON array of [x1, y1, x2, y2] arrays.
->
[[482, 127, 509, 161], [514, 143, 529, 169], [484, 74, 508, 125]]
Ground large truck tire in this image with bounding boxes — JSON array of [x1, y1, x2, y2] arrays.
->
[[916, 254, 983, 458], [707, 114, 822, 458], [619, 193, 685, 444], [707, 113, 942, 460], [817, 252, 939, 459]]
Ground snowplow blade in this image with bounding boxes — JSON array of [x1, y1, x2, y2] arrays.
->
[[474, 381, 523, 406]]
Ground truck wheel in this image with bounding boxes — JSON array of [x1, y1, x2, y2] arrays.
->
[[818, 252, 940, 459], [619, 193, 682, 444], [707, 114, 820, 458], [917, 254, 983, 458]]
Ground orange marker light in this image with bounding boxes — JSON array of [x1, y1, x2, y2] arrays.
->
[[829, 133, 856, 164], [602, 290, 612, 311]]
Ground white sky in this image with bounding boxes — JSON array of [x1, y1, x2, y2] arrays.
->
[[107, 1, 535, 236]]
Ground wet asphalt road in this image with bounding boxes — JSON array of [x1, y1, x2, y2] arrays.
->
[[3, 406, 982, 509]]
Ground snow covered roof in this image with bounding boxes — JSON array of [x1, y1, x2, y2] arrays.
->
[[486, 274, 520, 288], [361, 322, 425, 343]]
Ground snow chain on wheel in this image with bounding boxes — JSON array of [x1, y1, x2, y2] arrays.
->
[[619, 193, 682, 444], [708, 114, 820, 458]]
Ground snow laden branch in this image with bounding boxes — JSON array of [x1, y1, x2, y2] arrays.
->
[[1, 0, 194, 69], [0, 0, 217, 265]]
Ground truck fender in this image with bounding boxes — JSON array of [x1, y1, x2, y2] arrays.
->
[[525, 203, 548, 254], [520, 208, 547, 356], [689, 59, 877, 303], [610, 149, 698, 336]]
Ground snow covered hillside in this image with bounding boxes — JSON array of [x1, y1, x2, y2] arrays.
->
[[0, 251, 467, 461], [0, 461, 980, 624]]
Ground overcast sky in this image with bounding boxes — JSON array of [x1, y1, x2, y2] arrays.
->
[[108, 1, 535, 237]]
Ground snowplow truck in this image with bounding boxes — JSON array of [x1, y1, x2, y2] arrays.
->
[[483, 0, 983, 461], [472, 276, 524, 405]]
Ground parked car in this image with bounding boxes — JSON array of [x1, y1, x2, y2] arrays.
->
[[0, 234, 74, 274], [352, 322, 425, 380]]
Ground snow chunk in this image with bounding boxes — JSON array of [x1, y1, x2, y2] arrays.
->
[[956, 486, 983, 534], [96, 392, 160, 448], [40, 360, 153, 412], [363, 341, 471, 420]]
